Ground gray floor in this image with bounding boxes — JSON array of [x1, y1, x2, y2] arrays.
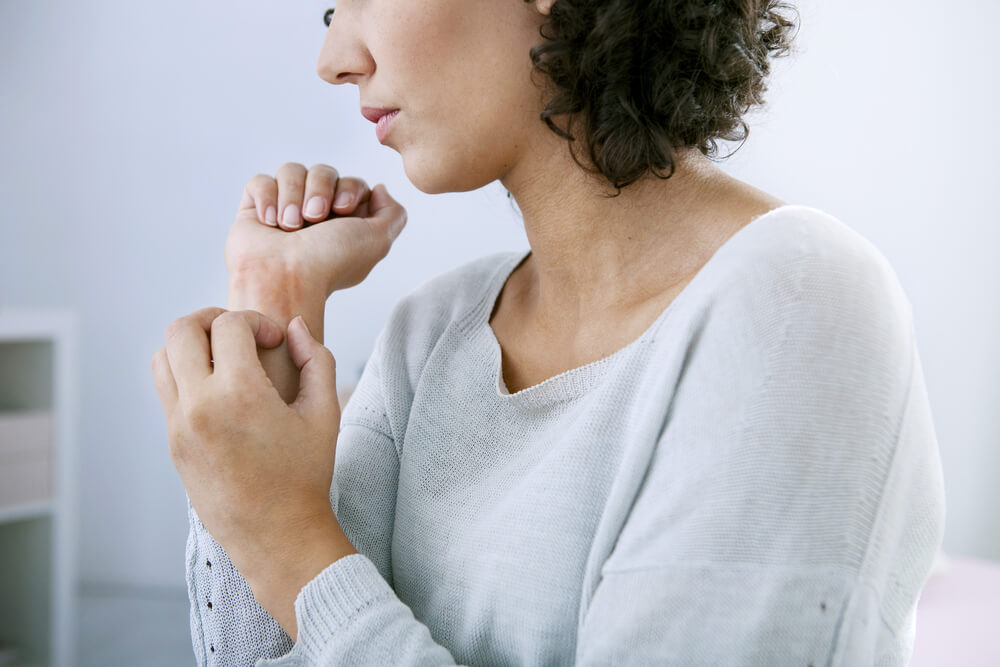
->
[[77, 584, 194, 667]]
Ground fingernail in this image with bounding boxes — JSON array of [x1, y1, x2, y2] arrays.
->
[[334, 192, 353, 209], [305, 196, 326, 218], [296, 315, 311, 337], [265, 206, 277, 226], [283, 204, 301, 229]]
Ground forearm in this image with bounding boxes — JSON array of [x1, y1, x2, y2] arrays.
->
[[227, 267, 327, 404]]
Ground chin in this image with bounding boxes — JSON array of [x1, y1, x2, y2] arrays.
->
[[401, 149, 498, 195]]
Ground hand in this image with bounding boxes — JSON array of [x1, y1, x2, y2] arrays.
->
[[151, 307, 355, 594], [225, 163, 408, 298]]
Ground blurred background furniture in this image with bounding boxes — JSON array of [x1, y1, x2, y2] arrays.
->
[[0, 309, 77, 666]]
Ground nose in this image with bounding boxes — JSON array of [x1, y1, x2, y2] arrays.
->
[[316, 8, 375, 86]]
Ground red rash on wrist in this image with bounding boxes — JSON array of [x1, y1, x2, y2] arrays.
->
[[228, 265, 327, 327]]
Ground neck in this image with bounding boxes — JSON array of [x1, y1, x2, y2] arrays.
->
[[500, 133, 774, 320]]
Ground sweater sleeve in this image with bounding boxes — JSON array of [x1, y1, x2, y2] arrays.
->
[[573, 245, 946, 665], [186, 497, 293, 665]]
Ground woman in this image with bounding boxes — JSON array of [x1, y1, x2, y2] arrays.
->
[[152, 1, 946, 664]]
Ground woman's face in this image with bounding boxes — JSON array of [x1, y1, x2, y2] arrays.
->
[[317, 0, 551, 194]]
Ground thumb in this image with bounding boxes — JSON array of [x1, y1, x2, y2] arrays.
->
[[286, 315, 338, 419], [365, 183, 407, 244], [246, 310, 285, 349]]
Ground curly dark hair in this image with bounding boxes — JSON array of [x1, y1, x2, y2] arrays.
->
[[324, 2, 797, 193], [527, 0, 797, 191]]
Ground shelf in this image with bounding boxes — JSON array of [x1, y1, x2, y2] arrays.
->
[[0, 410, 53, 510], [0, 309, 77, 667], [0, 501, 53, 525]]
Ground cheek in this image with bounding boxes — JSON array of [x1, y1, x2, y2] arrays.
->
[[399, 71, 539, 194], [376, 1, 544, 192], [376, 1, 472, 75], [401, 84, 542, 194]]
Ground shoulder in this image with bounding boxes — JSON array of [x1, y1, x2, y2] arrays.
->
[[661, 205, 918, 395], [714, 206, 905, 290], [695, 205, 914, 333], [766, 206, 912, 328]]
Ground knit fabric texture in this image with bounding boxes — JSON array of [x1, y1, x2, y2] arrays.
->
[[185, 205, 946, 666]]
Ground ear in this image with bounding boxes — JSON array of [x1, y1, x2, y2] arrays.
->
[[532, 0, 556, 17]]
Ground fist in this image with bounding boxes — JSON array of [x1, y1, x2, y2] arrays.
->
[[225, 162, 407, 296]]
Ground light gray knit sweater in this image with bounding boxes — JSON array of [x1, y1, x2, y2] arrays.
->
[[185, 205, 945, 666]]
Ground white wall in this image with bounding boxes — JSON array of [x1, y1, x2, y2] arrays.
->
[[1, 0, 996, 591]]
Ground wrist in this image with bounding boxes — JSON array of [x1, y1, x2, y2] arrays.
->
[[241, 513, 357, 640], [227, 266, 327, 341]]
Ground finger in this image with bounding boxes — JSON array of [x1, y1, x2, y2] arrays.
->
[[151, 347, 178, 409], [243, 174, 279, 227], [331, 177, 371, 216], [302, 164, 340, 223], [209, 310, 285, 377], [364, 184, 407, 247], [286, 316, 339, 422], [164, 307, 227, 395], [276, 162, 308, 230]]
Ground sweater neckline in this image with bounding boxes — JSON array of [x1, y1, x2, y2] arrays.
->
[[460, 204, 801, 409]]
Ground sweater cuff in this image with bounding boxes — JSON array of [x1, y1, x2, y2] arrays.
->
[[292, 553, 396, 663]]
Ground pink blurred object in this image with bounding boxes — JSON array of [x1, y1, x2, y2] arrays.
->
[[910, 552, 1000, 667]]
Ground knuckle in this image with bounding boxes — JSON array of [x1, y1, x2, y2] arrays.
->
[[247, 174, 275, 193], [340, 176, 368, 192], [308, 163, 339, 177], [184, 400, 215, 433], [278, 162, 307, 178], [315, 348, 337, 377], [211, 310, 239, 332], [319, 345, 336, 367], [164, 318, 187, 342], [151, 348, 165, 371]]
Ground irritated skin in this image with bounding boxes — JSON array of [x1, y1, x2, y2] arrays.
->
[[219, 271, 354, 641], [227, 267, 326, 406]]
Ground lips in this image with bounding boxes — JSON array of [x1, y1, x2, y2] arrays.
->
[[361, 106, 399, 124], [361, 106, 401, 144]]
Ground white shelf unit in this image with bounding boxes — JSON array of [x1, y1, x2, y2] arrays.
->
[[0, 309, 77, 667]]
